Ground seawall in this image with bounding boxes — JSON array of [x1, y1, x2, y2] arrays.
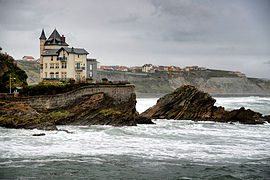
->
[[0, 84, 146, 129], [5, 84, 135, 110]]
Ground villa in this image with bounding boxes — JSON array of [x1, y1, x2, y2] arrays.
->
[[39, 29, 97, 81]]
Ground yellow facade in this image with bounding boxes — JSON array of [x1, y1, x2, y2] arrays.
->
[[40, 29, 88, 81]]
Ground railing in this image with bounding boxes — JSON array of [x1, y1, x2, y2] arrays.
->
[[43, 78, 67, 81], [75, 67, 85, 70], [57, 57, 67, 61]]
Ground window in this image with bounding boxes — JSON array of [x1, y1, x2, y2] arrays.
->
[[45, 72, 47, 78], [62, 62, 67, 69], [50, 63, 54, 69], [89, 64, 93, 70], [76, 63, 80, 68], [50, 73, 54, 79], [89, 71, 93, 77], [61, 72, 67, 79], [55, 72, 59, 79], [78, 54, 79, 58], [55, 63, 59, 69], [51, 56, 53, 61], [45, 63, 47, 69]]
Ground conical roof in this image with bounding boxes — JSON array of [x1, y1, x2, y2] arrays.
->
[[39, 29, 46, 39]]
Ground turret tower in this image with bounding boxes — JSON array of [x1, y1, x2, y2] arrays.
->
[[39, 29, 46, 80], [39, 29, 46, 56]]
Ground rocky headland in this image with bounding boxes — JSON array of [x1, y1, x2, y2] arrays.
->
[[141, 85, 269, 124], [0, 84, 153, 130]]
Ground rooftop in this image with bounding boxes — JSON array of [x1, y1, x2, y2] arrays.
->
[[42, 47, 88, 56], [44, 29, 69, 46]]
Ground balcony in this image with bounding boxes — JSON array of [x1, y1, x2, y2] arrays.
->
[[57, 57, 67, 61], [75, 66, 85, 71]]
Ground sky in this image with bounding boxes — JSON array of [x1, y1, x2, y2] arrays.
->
[[0, 0, 269, 78]]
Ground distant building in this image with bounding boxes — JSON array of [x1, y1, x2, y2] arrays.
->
[[142, 64, 153, 73], [184, 66, 198, 71], [198, 67, 206, 71], [130, 66, 142, 73], [22, 56, 35, 61], [39, 28, 97, 81], [100, 65, 114, 71], [86, 59, 98, 80], [233, 71, 246, 77]]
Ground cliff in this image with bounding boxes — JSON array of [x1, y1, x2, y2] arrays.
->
[[0, 84, 152, 130], [15, 60, 270, 95], [141, 85, 269, 124], [15, 60, 40, 85], [97, 70, 270, 95]]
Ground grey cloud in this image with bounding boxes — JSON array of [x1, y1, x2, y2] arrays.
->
[[0, 0, 269, 78], [110, 13, 139, 24], [264, 60, 270, 65]]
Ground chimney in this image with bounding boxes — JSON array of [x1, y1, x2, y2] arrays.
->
[[61, 35, 65, 43]]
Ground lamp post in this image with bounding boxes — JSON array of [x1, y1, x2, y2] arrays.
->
[[9, 73, 16, 94]]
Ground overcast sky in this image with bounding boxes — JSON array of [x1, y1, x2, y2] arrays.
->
[[0, 0, 269, 78]]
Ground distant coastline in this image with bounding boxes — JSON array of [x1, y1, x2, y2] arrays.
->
[[16, 60, 270, 96]]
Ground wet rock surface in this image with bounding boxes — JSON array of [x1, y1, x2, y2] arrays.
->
[[141, 85, 268, 124], [0, 92, 152, 130]]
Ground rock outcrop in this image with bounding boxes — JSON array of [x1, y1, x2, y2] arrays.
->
[[0, 85, 152, 130], [141, 85, 268, 124]]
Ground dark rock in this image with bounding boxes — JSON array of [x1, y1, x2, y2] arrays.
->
[[55, 93, 138, 126], [135, 114, 155, 124], [141, 85, 267, 125], [33, 133, 45, 136], [264, 115, 270, 123], [0, 90, 148, 130]]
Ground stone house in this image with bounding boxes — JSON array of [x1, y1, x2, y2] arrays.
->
[[39, 28, 97, 81]]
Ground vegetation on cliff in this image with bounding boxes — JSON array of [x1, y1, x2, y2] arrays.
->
[[141, 85, 269, 124], [0, 52, 28, 92]]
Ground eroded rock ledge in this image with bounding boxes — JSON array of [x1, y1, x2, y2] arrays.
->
[[0, 85, 152, 130], [141, 85, 269, 124]]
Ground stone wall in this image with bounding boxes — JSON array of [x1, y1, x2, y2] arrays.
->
[[12, 84, 135, 110]]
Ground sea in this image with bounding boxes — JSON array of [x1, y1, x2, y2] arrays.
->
[[0, 96, 270, 179]]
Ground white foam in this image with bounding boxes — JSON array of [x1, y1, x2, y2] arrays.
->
[[0, 97, 270, 164]]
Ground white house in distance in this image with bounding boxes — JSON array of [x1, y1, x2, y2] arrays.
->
[[142, 64, 153, 73], [39, 28, 97, 81]]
